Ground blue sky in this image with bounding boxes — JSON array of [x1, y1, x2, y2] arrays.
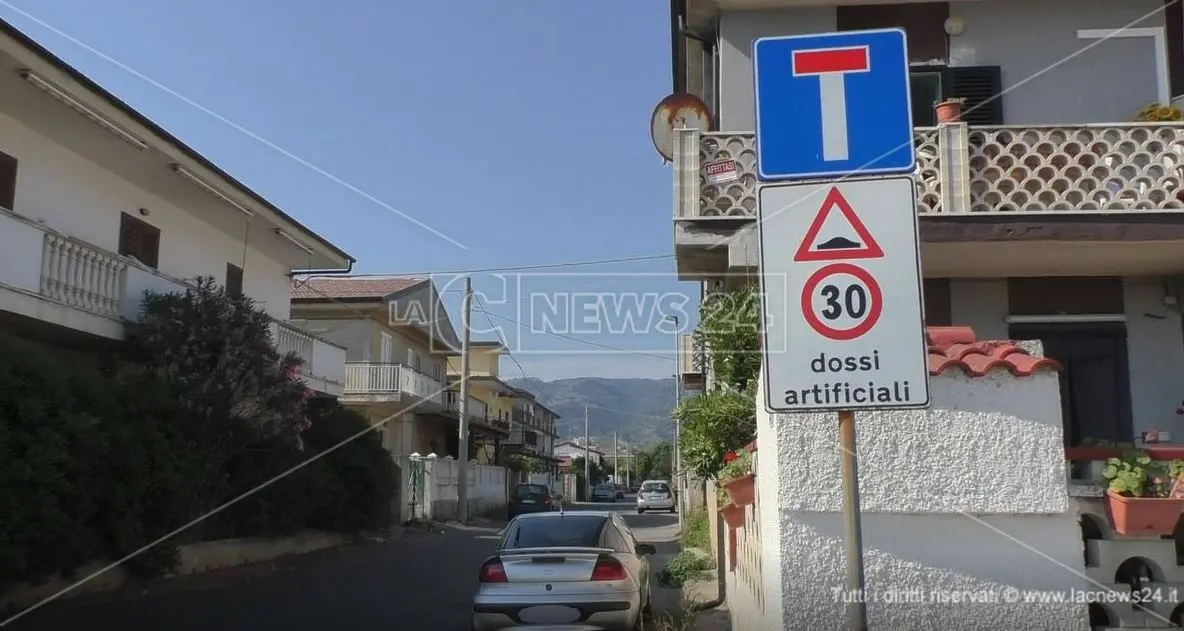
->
[[0, 0, 698, 380]]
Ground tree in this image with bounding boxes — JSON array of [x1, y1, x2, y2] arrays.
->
[[633, 442, 673, 481], [674, 386, 756, 479]]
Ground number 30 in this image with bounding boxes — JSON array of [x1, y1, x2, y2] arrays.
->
[[820, 284, 868, 321]]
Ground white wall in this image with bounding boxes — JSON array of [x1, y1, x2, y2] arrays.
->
[[716, 0, 1165, 130], [0, 111, 294, 318], [946, 276, 1184, 438], [753, 362, 1088, 630]]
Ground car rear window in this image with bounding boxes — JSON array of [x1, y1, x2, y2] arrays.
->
[[515, 484, 549, 499], [504, 515, 607, 549], [641, 482, 669, 493], [595, 484, 613, 491]]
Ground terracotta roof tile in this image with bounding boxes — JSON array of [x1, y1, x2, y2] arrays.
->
[[291, 276, 423, 300], [926, 326, 1061, 377]]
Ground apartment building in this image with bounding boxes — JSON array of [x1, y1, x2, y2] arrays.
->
[[0, 18, 351, 395], [290, 276, 506, 457], [445, 342, 521, 463], [670, 0, 1184, 448]]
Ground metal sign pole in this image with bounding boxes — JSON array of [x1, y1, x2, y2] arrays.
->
[[838, 409, 868, 631]]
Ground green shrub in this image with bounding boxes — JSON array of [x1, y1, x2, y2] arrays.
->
[[657, 549, 714, 588], [0, 278, 397, 591], [681, 508, 710, 553]]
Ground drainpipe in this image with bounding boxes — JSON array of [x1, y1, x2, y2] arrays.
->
[[691, 508, 726, 612]]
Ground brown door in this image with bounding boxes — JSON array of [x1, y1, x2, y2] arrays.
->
[[1009, 323, 1133, 445]]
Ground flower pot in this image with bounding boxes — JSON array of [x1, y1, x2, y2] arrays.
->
[[719, 502, 746, 529], [934, 99, 964, 123], [1064, 447, 1123, 462], [1104, 490, 1184, 536], [723, 473, 756, 507]]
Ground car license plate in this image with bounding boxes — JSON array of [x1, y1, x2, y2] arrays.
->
[[519, 605, 581, 624], [521, 499, 536, 504]]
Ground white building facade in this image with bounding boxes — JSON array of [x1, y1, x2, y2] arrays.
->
[[0, 19, 351, 395]]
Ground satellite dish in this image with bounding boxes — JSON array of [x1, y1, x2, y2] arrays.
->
[[650, 93, 712, 162]]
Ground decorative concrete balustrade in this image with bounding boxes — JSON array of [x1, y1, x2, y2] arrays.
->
[[674, 123, 1184, 220], [1065, 448, 1184, 629]]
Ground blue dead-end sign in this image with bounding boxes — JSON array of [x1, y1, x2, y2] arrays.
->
[[753, 28, 916, 181]]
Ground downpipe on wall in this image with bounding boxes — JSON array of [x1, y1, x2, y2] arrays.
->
[[690, 506, 727, 612]]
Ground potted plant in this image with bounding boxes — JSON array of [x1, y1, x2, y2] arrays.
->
[[719, 502, 746, 529], [717, 450, 756, 507], [1068, 437, 1135, 480], [1133, 103, 1183, 122], [934, 97, 966, 123], [1102, 450, 1184, 535]]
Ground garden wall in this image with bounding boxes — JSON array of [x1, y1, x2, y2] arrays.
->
[[0, 531, 352, 614]]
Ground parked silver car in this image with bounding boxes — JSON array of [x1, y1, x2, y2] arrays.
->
[[591, 482, 617, 502], [471, 511, 655, 630]]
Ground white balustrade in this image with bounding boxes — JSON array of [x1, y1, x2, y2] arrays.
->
[[345, 362, 443, 404], [40, 233, 127, 318]]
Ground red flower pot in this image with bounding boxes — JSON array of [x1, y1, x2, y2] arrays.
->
[[1105, 491, 1184, 536], [723, 473, 756, 507], [719, 502, 746, 530], [1064, 447, 1124, 462], [934, 99, 964, 123]]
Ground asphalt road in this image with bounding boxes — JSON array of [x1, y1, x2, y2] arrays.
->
[[4, 498, 692, 631]]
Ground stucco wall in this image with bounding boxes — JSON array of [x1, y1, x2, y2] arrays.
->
[[716, 0, 1164, 130], [754, 362, 1089, 630], [0, 111, 294, 318]]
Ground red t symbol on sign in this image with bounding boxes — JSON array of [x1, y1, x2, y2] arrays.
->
[[791, 46, 870, 162]]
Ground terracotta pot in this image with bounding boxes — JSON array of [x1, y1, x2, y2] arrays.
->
[[934, 99, 964, 123], [723, 473, 757, 507], [1064, 447, 1124, 462], [1105, 490, 1184, 536], [719, 502, 746, 529]]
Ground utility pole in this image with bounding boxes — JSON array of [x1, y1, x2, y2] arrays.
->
[[613, 432, 619, 484], [583, 404, 590, 501], [456, 277, 473, 523], [668, 314, 684, 528]]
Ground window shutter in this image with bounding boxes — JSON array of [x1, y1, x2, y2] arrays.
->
[[943, 66, 1003, 125]]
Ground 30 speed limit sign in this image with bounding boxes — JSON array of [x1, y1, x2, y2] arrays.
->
[[756, 176, 929, 412]]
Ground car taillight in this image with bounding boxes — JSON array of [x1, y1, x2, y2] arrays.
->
[[543, 497, 552, 505], [590, 556, 627, 581], [479, 559, 507, 583]]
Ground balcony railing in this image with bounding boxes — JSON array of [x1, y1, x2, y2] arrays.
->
[[675, 123, 1184, 219], [344, 362, 444, 405], [444, 390, 488, 422], [271, 321, 346, 396]]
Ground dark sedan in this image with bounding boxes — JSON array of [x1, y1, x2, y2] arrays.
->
[[506, 483, 556, 519]]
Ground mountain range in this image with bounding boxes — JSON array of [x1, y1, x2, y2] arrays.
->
[[508, 377, 677, 448]]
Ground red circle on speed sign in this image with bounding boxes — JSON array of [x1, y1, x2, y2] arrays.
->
[[800, 263, 883, 341]]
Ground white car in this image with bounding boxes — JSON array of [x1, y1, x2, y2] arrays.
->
[[636, 480, 675, 514]]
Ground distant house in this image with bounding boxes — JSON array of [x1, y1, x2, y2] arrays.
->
[[554, 439, 604, 466]]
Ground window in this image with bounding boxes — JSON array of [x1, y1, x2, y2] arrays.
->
[[406, 348, 414, 367], [0, 150, 16, 210], [500, 515, 607, 550], [432, 362, 441, 381], [118, 212, 161, 269], [603, 527, 632, 553], [836, 2, 949, 63], [910, 66, 1004, 126], [380, 332, 393, 363], [514, 484, 550, 499], [225, 263, 243, 297]]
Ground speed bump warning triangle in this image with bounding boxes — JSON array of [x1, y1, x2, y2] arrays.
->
[[793, 186, 884, 262]]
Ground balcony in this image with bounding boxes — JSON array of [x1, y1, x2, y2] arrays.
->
[[343, 362, 445, 408], [444, 390, 489, 424], [270, 321, 346, 397], [0, 210, 345, 394], [673, 124, 1184, 278]]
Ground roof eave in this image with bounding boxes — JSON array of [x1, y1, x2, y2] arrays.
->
[[0, 18, 355, 268]]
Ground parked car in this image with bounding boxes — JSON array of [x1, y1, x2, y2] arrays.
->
[[636, 480, 675, 514], [507, 483, 555, 519], [592, 483, 617, 502], [472, 511, 655, 631]]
